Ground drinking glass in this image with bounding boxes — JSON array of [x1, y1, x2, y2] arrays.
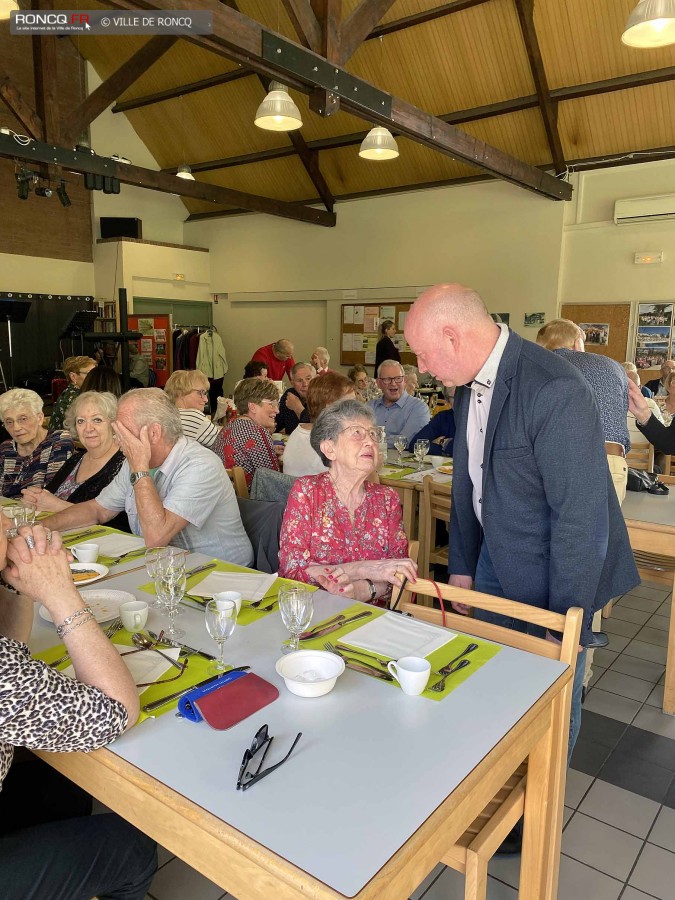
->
[[156, 547, 187, 577], [145, 547, 170, 609], [393, 434, 407, 464], [156, 571, 186, 639], [414, 439, 430, 471], [279, 588, 313, 653], [2, 503, 36, 530], [205, 599, 237, 672]]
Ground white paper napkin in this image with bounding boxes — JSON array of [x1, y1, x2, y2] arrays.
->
[[341, 612, 456, 659], [61, 644, 180, 696], [94, 534, 146, 557], [190, 571, 277, 601], [401, 471, 453, 484]]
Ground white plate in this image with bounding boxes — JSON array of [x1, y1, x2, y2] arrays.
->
[[69, 562, 109, 586], [40, 588, 133, 625]]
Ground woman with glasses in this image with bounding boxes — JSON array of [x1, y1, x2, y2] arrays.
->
[[213, 378, 281, 486], [49, 356, 97, 432], [0, 389, 74, 499], [279, 399, 417, 604], [165, 369, 222, 448]]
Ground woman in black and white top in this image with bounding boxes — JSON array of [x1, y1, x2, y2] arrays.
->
[[0, 521, 156, 899], [165, 368, 222, 449]]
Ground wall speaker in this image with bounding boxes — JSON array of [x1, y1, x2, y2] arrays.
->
[[100, 217, 142, 240]]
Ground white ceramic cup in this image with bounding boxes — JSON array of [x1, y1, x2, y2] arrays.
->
[[71, 542, 99, 564], [387, 656, 431, 696], [214, 590, 242, 616], [120, 600, 149, 632]]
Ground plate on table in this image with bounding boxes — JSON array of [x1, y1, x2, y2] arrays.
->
[[69, 563, 109, 586], [40, 588, 132, 624]]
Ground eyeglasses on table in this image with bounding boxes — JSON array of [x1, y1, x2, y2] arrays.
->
[[236, 724, 302, 792]]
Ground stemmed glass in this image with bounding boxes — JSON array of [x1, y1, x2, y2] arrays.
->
[[205, 599, 237, 673], [393, 434, 407, 464], [156, 571, 186, 639], [279, 588, 313, 653], [414, 439, 430, 471], [145, 547, 170, 609], [3, 503, 36, 530]]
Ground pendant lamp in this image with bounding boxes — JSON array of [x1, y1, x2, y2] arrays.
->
[[254, 82, 302, 132], [622, 0, 675, 47], [0, 0, 19, 19], [176, 164, 195, 181], [359, 126, 399, 160]]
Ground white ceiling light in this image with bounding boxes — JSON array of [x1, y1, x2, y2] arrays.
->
[[254, 82, 302, 132], [622, 0, 675, 47], [359, 126, 399, 160], [0, 0, 19, 20], [175, 163, 195, 181]]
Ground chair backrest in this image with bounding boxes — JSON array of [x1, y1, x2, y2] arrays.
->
[[423, 474, 452, 524], [392, 540, 419, 608], [250, 467, 297, 503], [226, 466, 249, 499], [236, 498, 285, 573], [626, 440, 655, 472]]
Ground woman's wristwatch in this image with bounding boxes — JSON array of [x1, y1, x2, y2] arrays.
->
[[365, 578, 377, 602]]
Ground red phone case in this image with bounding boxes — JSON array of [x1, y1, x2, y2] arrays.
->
[[193, 673, 279, 730]]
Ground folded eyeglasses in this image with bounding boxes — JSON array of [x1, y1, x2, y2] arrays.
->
[[236, 724, 302, 791]]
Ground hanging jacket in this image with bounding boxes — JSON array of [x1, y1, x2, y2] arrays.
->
[[196, 330, 228, 379]]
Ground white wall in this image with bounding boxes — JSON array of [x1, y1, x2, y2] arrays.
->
[[0, 254, 94, 295]]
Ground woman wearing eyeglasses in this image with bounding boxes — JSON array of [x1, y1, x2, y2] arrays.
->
[[279, 399, 417, 604], [165, 369, 222, 449], [213, 378, 281, 487]]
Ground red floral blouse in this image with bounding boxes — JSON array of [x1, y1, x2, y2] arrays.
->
[[213, 416, 280, 487], [278, 472, 408, 585]]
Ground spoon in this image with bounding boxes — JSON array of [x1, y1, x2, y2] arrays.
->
[[430, 658, 471, 693], [132, 632, 186, 672]]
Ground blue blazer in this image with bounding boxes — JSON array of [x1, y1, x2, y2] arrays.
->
[[449, 332, 638, 644]]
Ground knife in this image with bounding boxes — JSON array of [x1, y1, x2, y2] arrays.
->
[[185, 562, 217, 579], [148, 630, 216, 662], [62, 527, 107, 545], [344, 660, 394, 681], [142, 665, 250, 713], [299, 610, 372, 641]]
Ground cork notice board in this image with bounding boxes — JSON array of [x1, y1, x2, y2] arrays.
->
[[560, 303, 631, 363], [341, 302, 418, 368]]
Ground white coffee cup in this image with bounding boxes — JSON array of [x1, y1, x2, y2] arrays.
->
[[387, 656, 431, 696], [214, 590, 242, 616], [120, 600, 149, 632], [71, 542, 99, 564]]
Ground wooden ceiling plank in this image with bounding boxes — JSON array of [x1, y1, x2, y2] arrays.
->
[[339, 0, 397, 64], [0, 67, 44, 140], [368, 0, 493, 40], [280, 0, 323, 52], [100, 0, 569, 201], [0, 133, 335, 226], [113, 67, 253, 113], [63, 36, 177, 145], [513, 0, 565, 174]]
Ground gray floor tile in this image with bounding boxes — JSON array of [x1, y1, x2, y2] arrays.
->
[[593, 670, 654, 702], [561, 812, 642, 880], [619, 595, 664, 614], [646, 683, 665, 708], [565, 768, 594, 808], [623, 640, 668, 665], [649, 614, 671, 632], [563, 806, 574, 827], [664, 778, 675, 810], [157, 846, 175, 868], [607, 633, 632, 653], [626, 585, 670, 601], [656, 601, 671, 619], [622, 888, 663, 900], [598, 752, 674, 804], [594, 647, 620, 668], [149, 857, 225, 900], [578, 779, 659, 838], [604, 617, 643, 638], [629, 843, 675, 899], [612, 606, 652, 625], [650, 806, 675, 853], [583, 688, 642, 724], [578, 710, 628, 748], [616, 725, 675, 771], [410, 863, 445, 900], [419, 865, 516, 899], [635, 625, 669, 647], [569, 738, 612, 777], [487, 854, 520, 889], [556, 855, 623, 900], [610, 654, 665, 683], [589, 666, 606, 687], [633, 705, 675, 739]]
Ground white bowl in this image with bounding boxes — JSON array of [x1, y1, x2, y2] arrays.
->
[[275, 650, 345, 698]]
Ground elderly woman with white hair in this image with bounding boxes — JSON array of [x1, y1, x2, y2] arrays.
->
[[164, 369, 221, 448], [279, 399, 417, 604], [21, 391, 128, 531], [0, 389, 73, 498]]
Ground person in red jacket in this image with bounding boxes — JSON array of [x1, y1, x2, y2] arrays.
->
[[251, 339, 295, 382]]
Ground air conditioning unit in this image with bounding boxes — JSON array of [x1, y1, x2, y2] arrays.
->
[[614, 195, 675, 225]]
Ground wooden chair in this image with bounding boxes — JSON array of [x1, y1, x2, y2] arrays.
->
[[226, 466, 249, 499], [626, 440, 655, 471], [418, 475, 452, 579], [390, 540, 419, 608], [402, 578, 582, 900]]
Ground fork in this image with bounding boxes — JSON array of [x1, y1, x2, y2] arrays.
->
[[430, 658, 471, 693], [48, 617, 122, 668], [107, 548, 147, 566], [324, 640, 389, 669]]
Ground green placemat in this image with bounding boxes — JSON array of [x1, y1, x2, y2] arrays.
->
[[61, 525, 117, 548], [35, 630, 223, 724], [139, 559, 317, 626], [379, 466, 416, 480], [296, 605, 501, 701]]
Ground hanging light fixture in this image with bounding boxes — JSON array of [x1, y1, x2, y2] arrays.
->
[[254, 82, 302, 131], [176, 163, 195, 181], [359, 126, 399, 160], [0, 0, 19, 21], [175, 95, 196, 181], [622, 0, 675, 47]]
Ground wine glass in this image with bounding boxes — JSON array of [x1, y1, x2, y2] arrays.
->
[[205, 598, 237, 673], [393, 434, 407, 464], [145, 547, 170, 609], [279, 588, 313, 653], [414, 439, 430, 471], [156, 571, 186, 639]]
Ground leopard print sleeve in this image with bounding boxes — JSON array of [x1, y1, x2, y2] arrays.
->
[[0, 637, 129, 787]]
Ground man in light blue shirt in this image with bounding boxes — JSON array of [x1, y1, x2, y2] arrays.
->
[[368, 361, 430, 448]]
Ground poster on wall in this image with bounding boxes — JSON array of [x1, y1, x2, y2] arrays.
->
[[524, 312, 545, 327], [638, 303, 673, 327], [579, 323, 610, 345]]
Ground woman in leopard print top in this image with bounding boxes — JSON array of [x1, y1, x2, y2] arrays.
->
[[0, 523, 157, 900]]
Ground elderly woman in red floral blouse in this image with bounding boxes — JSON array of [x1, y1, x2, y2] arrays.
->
[[278, 399, 417, 604], [213, 378, 281, 487]]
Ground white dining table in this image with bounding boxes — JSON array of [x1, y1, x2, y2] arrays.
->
[[29, 552, 571, 899]]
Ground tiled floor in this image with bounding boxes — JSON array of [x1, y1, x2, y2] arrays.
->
[[141, 580, 675, 900]]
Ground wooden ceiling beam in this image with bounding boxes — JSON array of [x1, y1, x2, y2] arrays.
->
[[312, 0, 342, 61], [62, 36, 177, 145], [368, 0, 492, 39], [100, 0, 569, 201], [339, 0, 397, 64], [32, 0, 60, 143], [280, 0, 322, 52], [0, 67, 44, 140], [0, 133, 335, 226], [513, 0, 565, 175], [113, 67, 253, 113]]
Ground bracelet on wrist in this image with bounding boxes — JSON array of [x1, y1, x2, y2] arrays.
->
[[59, 612, 95, 638], [56, 606, 94, 638], [365, 579, 377, 602]]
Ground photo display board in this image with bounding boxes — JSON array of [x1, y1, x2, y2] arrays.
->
[[341, 302, 418, 368], [635, 304, 675, 370]]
